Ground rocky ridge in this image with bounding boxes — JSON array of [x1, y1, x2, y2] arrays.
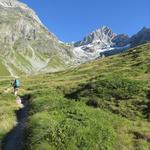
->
[[74, 26, 150, 58], [0, 0, 76, 76]]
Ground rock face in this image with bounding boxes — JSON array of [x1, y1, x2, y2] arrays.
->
[[73, 26, 150, 59], [73, 26, 130, 60], [0, 0, 16, 7], [74, 26, 116, 48], [0, 0, 75, 76], [112, 34, 130, 47], [130, 27, 150, 47]]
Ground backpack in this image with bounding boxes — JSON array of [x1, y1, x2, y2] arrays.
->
[[15, 79, 20, 87]]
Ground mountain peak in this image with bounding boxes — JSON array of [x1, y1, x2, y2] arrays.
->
[[101, 26, 110, 30], [74, 26, 116, 47], [0, 0, 44, 26], [0, 0, 16, 2], [94, 26, 113, 33], [0, 0, 75, 76], [138, 27, 150, 33], [0, 0, 17, 7], [130, 27, 150, 47]]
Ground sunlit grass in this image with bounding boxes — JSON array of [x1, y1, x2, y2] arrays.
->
[[0, 43, 150, 150]]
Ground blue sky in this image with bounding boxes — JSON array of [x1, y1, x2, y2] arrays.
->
[[21, 0, 150, 42]]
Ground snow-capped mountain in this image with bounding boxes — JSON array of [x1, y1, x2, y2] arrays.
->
[[74, 26, 116, 49], [0, 0, 150, 76], [73, 26, 150, 61], [73, 26, 130, 61]]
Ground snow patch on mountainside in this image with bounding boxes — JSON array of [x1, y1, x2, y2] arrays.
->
[[73, 26, 131, 62], [73, 44, 131, 63]]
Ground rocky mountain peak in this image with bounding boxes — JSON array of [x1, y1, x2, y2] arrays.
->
[[0, 0, 75, 76], [73, 26, 131, 60], [0, 0, 43, 26], [74, 26, 116, 47], [140, 27, 148, 32], [0, 0, 16, 7], [92, 26, 116, 42], [130, 27, 150, 47], [95, 26, 113, 34]]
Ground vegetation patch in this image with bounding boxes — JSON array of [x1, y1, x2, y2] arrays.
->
[[0, 43, 150, 150]]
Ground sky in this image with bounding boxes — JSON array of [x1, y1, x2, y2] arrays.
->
[[21, 0, 150, 42]]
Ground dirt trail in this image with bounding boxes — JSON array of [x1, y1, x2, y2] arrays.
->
[[2, 95, 29, 150]]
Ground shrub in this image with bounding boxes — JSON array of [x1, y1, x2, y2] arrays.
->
[[67, 77, 143, 101]]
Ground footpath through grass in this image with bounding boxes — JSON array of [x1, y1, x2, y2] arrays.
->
[[0, 77, 19, 149], [0, 43, 150, 150]]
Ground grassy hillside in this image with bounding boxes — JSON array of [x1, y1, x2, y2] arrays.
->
[[0, 77, 19, 148], [0, 60, 10, 76], [0, 43, 150, 150]]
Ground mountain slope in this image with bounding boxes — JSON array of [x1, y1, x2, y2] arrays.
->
[[73, 26, 150, 60], [0, 43, 149, 150], [73, 26, 130, 59], [130, 27, 150, 47], [74, 26, 117, 48], [18, 42, 150, 149], [0, 0, 75, 76]]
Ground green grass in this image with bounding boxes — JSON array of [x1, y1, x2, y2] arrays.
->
[[66, 76, 148, 120], [23, 89, 133, 150], [47, 55, 66, 68], [20, 43, 150, 149], [0, 77, 19, 148], [14, 52, 33, 69], [0, 59, 10, 76], [0, 43, 150, 150]]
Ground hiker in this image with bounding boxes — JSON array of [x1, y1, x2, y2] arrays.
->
[[12, 78, 20, 96]]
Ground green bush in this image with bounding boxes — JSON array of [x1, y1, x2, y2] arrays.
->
[[67, 77, 143, 101], [24, 102, 119, 150]]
